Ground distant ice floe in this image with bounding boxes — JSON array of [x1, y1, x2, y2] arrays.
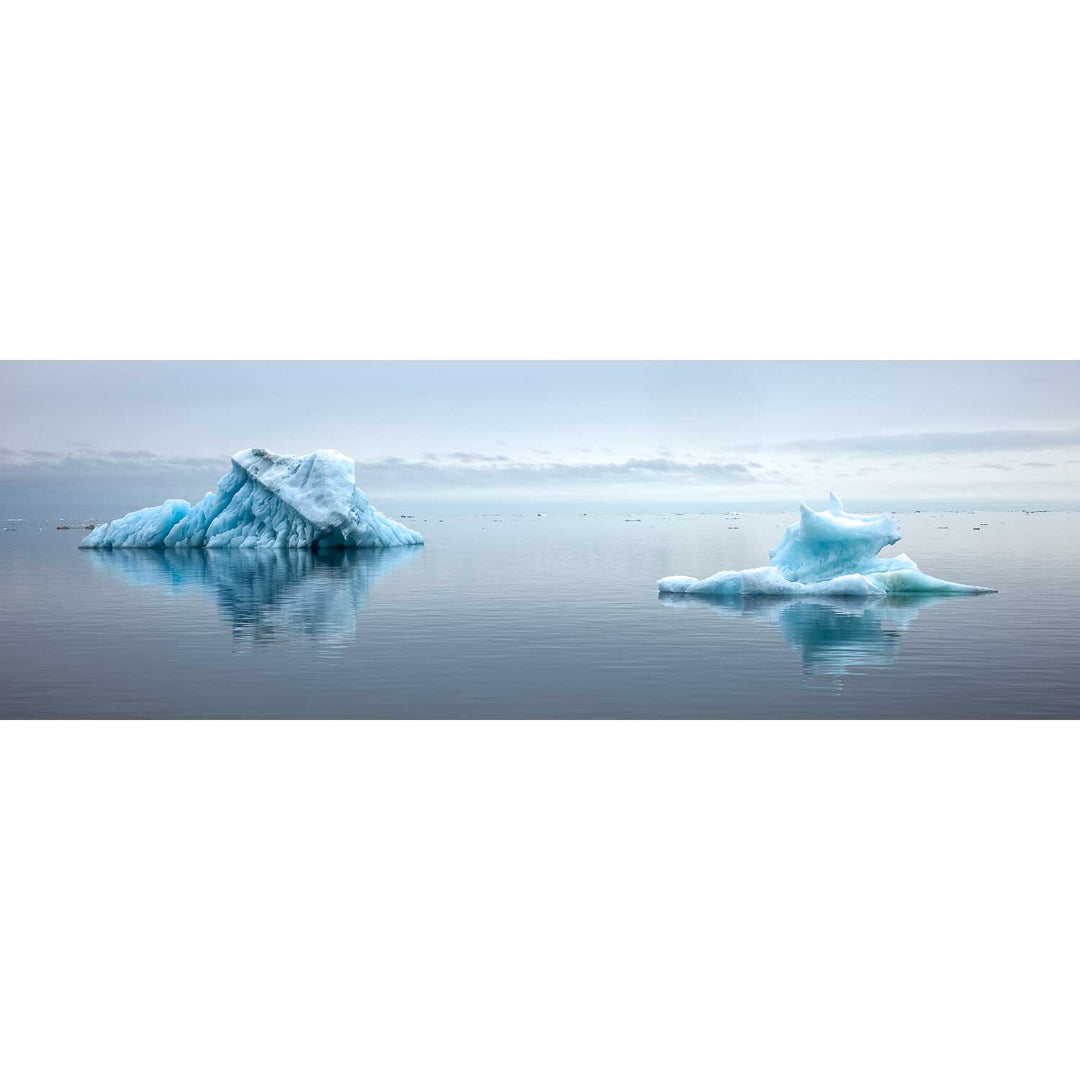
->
[[81, 449, 423, 550], [658, 492, 995, 597]]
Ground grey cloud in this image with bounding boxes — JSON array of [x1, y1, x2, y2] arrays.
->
[[1021, 461, 1056, 469], [443, 452, 512, 463], [761, 427, 1080, 456], [0, 448, 772, 495], [0, 446, 225, 471], [349, 456, 765, 487], [974, 464, 1012, 471]]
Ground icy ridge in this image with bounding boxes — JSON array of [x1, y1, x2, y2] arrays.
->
[[80, 449, 424, 550]]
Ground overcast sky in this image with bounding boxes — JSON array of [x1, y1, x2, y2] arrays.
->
[[2, 361, 1078, 514]]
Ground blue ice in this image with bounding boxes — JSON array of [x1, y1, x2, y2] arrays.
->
[[658, 492, 995, 597], [80, 449, 424, 550]]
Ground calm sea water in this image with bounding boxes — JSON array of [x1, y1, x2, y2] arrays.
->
[[1, 510, 1077, 718]]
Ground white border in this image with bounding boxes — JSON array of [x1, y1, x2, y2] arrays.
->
[[2, 1, 1077, 361], [3, 720, 1079, 1079]]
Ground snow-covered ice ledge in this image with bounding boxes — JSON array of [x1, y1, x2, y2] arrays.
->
[[81, 449, 424, 550], [657, 493, 995, 597]]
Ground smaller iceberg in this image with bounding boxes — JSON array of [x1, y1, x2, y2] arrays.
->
[[81, 449, 423, 550], [658, 492, 995, 597]]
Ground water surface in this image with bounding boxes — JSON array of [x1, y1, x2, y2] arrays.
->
[[1, 511, 1076, 718]]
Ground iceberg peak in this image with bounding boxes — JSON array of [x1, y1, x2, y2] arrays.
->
[[80, 448, 423, 550], [658, 494, 995, 597], [771, 491, 904, 585]]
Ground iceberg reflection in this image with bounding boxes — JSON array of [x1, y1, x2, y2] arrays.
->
[[660, 592, 968, 677], [84, 545, 420, 648]]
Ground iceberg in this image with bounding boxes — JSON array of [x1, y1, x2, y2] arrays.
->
[[658, 493, 995, 597], [80, 449, 424, 550]]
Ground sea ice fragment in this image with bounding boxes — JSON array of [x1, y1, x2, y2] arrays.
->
[[657, 493, 994, 597]]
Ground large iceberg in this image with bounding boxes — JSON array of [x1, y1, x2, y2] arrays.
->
[[80, 449, 424, 550], [658, 493, 995, 597]]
